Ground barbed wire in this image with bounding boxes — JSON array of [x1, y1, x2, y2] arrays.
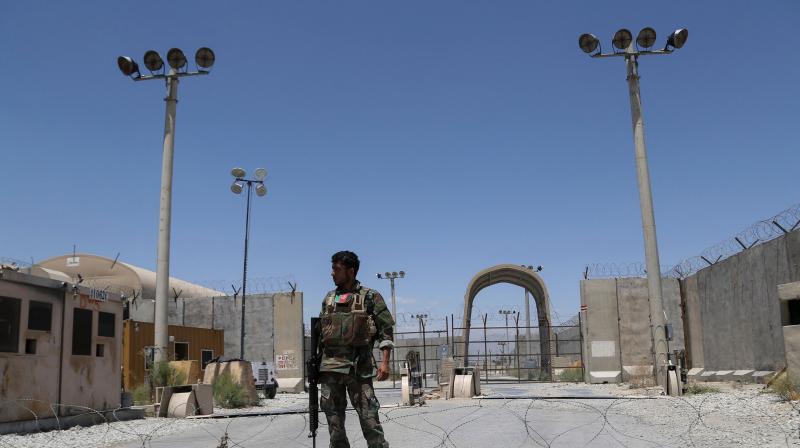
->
[[192, 275, 298, 295], [1, 385, 796, 447], [585, 202, 800, 280]]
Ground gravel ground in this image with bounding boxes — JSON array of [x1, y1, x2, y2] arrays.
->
[[1, 382, 798, 447]]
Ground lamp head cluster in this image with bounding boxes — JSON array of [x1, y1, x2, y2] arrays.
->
[[230, 167, 268, 197], [377, 271, 405, 280], [499, 309, 517, 315], [579, 28, 688, 57], [117, 47, 215, 80], [520, 265, 543, 272]]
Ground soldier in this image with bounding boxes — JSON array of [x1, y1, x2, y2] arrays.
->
[[317, 250, 394, 448]]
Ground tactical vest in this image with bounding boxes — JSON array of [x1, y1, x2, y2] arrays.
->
[[320, 287, 378, 348]]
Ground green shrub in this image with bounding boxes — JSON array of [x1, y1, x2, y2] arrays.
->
[[213, 373, 249, 408], [685, 383, 720, 395], [767, 372, 800, 401], [132, 383, 152, 404], [557, 368, 584, 383], [149, 361, 187, 388]]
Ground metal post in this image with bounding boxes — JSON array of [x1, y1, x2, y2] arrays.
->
[[154, 71, 179, 363], [524, 290, 531, 362], [482, 314, 488, 382], [240, 181, 253, 359], [421, 319, 428, 388], [390, 278, 396, 388], [626, 53, 668, 390]]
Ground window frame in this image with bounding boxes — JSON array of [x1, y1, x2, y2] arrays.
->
[[71, 308, 93, 356], [97, 311, 116, 338], [0, 296, 21, 353], [201, 349, 214, 369], [27, 300, 53, 332], [173, 341, 189, 361]]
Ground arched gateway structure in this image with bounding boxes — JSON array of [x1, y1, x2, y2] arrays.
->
[[462, 264, 553, 372]]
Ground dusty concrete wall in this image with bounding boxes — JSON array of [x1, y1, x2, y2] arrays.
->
[[580, 277, 684, 383], [580, 279, 622, 383], [272, 292, 303, 379], [0, 272, 122, 422], [0, 274, 64, 423], [60, 285, 123, 416], [129, 292, 301, 365], [684, 230, 800, 371]]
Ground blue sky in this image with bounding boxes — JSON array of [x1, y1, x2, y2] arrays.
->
[[1, 1, 798, 330]]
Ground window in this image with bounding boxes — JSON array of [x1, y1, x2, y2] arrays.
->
[[790, 300, 800, 326], [174, 342, 189, 361], [144, 346, 155, 371], [0, 297, 21, 352], [72, 308, 92, 356], [96, 344, 104, 357], [98, 312, 115, 337], [201, 349, 214, 369], [28, 301, 52, 332], [25, 339, 36, 355]]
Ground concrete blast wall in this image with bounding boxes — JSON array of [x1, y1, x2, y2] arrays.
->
[[580, 277, 684, 383], [581, 229, 800, 382], [128, 292, 303, 378], [682, 230, 800, 372]]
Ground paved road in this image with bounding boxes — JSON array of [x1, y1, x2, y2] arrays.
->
[[111, 384, 797, 448]]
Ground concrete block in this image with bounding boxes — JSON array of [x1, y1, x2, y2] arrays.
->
[[752, 371, 776, 384], [588, 371, 621, 383], [276, 377, 304, 393], [687, 368, 704, 379], [732, 370, 755, 382], [778, 282, 800, 301], [700, 371, 717, 381], [713, 370, 734, 381], [783, 325, 800, 376]]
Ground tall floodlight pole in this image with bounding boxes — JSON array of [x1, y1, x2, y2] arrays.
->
[[230, 168, 268, 360], [578, 28, 688, 392], [117, 48, 216, 363]]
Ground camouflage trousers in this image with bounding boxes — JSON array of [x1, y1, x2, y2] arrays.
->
[[320, 372, 389, 448]]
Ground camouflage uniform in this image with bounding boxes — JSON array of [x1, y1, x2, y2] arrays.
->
[[318, 281, 394, 448]]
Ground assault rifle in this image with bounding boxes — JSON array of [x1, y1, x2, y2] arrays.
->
[[307, 317, 321, 448]]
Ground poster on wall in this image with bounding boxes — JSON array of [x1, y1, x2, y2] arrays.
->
[[276, 350, 297, 370]]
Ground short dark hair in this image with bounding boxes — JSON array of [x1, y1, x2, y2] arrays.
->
[[331, 250, 360, 275]]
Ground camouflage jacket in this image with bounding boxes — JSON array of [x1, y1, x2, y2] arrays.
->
[[318, 281, 395, 378]]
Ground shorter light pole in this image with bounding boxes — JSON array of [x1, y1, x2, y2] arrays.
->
[[230, 167, 268, 360], [499, 309, 516, 371], [377, 270, 405, 387]]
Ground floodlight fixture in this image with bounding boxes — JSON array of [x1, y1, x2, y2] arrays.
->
[[195, 47, 215, 69], [117, 56, 140, 77], [612, 28, 633, 50], [231, 182, 244, 194], [231, 167, 246, 178], [166, 48, 187, 70], [385, 272, 391, 278], [636, 27, 657, 49], [254, 168, 267, 181], [666, 28, 688, 50], [578, 33, 600, 54], [399, 271, 405, 278], [143, 50, 164, 72], [255, 184, 267, 197]]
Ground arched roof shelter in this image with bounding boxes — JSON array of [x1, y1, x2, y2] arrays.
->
[[38, 253, 224, 300], [462, 264, 553, 371]]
